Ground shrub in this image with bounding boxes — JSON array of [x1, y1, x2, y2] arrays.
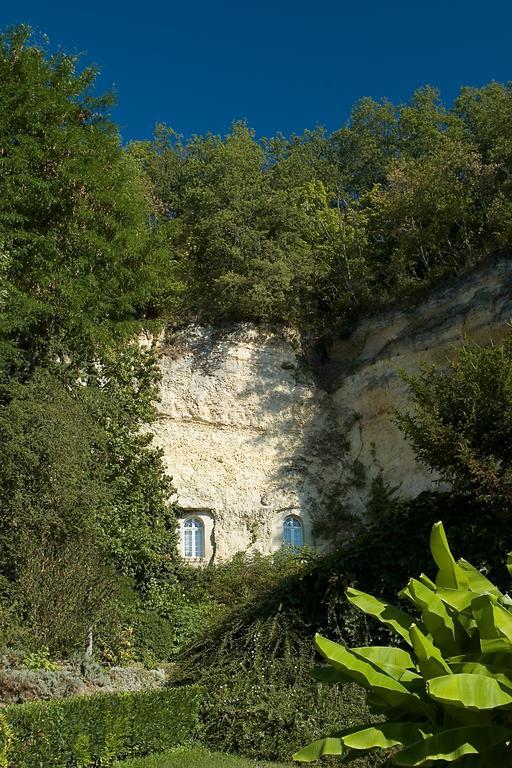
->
[[0, 667, 84, 703], [396, 336, 512, 516], [0, 715, 12, 768], [295, 522, 512, 765], [131, 612, 180, 663], [196, 629, 380, 766], [1, 685, 201, 767], [21, 647, 59, 672], [176, 579, 379, 765]]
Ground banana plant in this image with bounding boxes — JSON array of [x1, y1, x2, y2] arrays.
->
[[294, 522, 512, 766]]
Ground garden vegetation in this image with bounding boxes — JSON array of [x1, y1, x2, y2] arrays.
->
[[295, 522, 512, 766], [0, 685, 201, 767]]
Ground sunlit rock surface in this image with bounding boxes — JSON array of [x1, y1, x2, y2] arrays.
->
[[151, 257, 512, 560]]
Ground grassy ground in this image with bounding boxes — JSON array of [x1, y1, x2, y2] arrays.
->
[[116, 746, 292, 768]]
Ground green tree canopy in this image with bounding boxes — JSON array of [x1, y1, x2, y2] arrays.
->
[[0, 27, 181, 653], [0, 25, 175, 380], [134, 83, 512, 329]]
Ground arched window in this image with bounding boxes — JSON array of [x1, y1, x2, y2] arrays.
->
[[182, 517, 205, 559], [283, 515, 304, 548]]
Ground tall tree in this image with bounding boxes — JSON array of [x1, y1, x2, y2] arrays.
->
[[0, 25, 173, 380], [0, 27, 181, 654]]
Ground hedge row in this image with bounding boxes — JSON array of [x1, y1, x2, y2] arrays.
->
[[0, 685, 202, 767]]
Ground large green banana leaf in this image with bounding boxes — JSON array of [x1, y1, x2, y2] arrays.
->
[[436, 586, 481, 613], [457, 558, 503, 598], [450, 661, 512, 690], [410, 623, 451, 679], [418, 573, 436, 590], [430, 522, 469, 590], [427, 672, 512, 710], [346, 588, 416, 645], [491, 602, 512, 643], [314, 635, 431, 715], [293, 736, 345, 762], [434, 588, 480, 640], [472, 594, 512, 653], [342, 722, 434, 750], [351, 646, 415, 669], [407, 578, 458, 653], [392, 724, 510, 766], [293, 723, 434, 762], [351, 646, 421, 683], [450, 651, 512, 671]]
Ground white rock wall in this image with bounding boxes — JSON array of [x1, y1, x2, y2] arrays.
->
[[151, 257, 512, 560], [152, 326, 347, 560], [332, 258, 512, 515]]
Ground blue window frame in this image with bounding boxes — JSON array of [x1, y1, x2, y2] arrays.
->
[[183, 517, 205, 558], [283, 515, 304, 548]]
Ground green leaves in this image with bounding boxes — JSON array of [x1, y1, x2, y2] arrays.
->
[[314, 635, 432, 719], [293, 736, 345, 762], [406, 578, 458, 653], [428, 673, 512, 710], [0, 27, 181, 601], [346, 587, 416, 645], [430, 522, 469, 590], [396, 338, 512, 519], [393, 725, 511, 766], [0, 26, 171, 378], [410, 624, 451, 679], [136, 82, 512, 331], [343, 723, 430, 750], [2, 685, 202, 767], [294, 722, 434, 762], [351, 646, 415, 671], [472, 594, 512, 653], [296, 522, 512, 765]]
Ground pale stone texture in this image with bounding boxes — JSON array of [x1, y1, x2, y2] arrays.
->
[[152, 325, 344, 560], [151, 257, 512, 561], [332, 257, 512, 515]]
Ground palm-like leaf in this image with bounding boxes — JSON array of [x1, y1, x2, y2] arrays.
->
[[314, 634, 429, 714], [346, 587, 417, 645], [428, 673, 512, 710], [393, 725, 510, 766], [293, 722, 435, 762]]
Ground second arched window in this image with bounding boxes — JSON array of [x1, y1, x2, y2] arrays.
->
[[283, 515, 304, 548]]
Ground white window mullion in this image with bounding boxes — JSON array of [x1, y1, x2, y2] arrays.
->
[[182, 516, 205, 559]]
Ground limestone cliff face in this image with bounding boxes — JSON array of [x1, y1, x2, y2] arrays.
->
[[152, 326, 345, 560], [151, 258, 512, 561], [331, 258, 512, 515]]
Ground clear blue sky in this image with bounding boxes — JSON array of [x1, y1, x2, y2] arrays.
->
[[2, 0, 512, 143]]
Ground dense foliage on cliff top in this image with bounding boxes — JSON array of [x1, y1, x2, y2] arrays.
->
[[134, 83, 512, 327]]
